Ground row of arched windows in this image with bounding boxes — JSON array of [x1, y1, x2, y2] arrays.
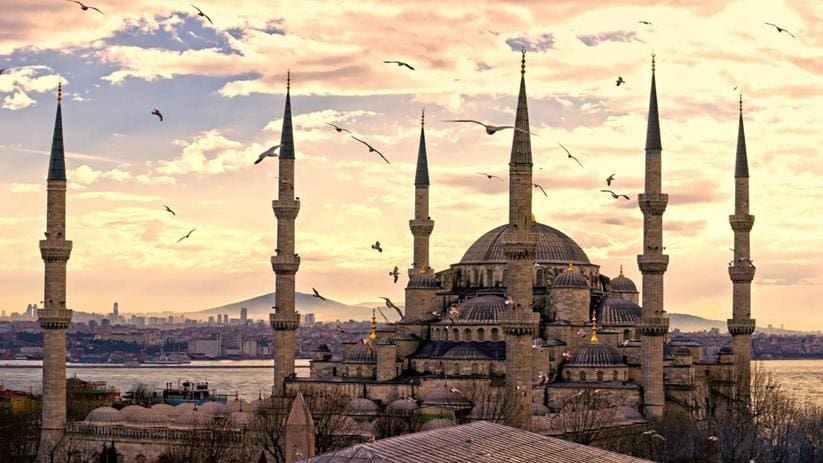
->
[[417, 361, 499, 376], [431, 326, 500, 341]]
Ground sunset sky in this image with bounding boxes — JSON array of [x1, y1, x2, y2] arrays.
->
[[1, 1, 821, 329]]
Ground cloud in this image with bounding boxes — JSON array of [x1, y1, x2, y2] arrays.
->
[[9, 182, 39, 193], [577, 30, 638, 47], [157, 130, 257, 176], [505, 33, 555, 52]]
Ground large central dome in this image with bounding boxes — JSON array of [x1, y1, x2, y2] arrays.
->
[[459, 223, 590, 265]]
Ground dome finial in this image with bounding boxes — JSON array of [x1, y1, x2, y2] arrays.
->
[[739, 92, 743, 114], [567, 261, 574, 272], [521, 47, 526, 75], [369, 308, 378, 341], [619, 265, 624, 277], [651, 52, 656, 73], [590, 314, 599, 343], [57, 81, 62, 102]]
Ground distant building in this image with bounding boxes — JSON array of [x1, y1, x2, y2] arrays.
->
[[112, 302, 119, 322], [303, 313, 316, 326], [240, 307, 248, 325], [187, 337, 221, 358], [208, 316, 215, 324], [242, 340, 258, 357]]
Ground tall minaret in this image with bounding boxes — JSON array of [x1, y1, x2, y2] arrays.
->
[[270, 71, 301, 396], [727, 94, 756, 399], [636, 54, 670, 419], [501, 49, 539, 429], [37, 83, 73, 460]]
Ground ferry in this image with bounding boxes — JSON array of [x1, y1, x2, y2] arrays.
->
[[143, 352, 191, 365], [161, 380, 229, 405]]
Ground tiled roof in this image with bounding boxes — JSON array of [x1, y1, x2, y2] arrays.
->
[[410, 341, 505, 361], [598, 297, 642, 326], [567, 343, 625, 368]]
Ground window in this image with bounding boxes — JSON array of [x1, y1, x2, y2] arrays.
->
[[453, 363, 460, 375], [472, 363, 479, 374], [477, 328, 485, 341], [536, 268, 545, 286], [487, 268, 494, 286], [344, 367, 350, 377], [597, 371, 604, 382], [623, 329, 630, 342], [332, 367, 337, 376], [491, 328, 499, 341], [612, 370, 619, 382], [453, 328, 459, 340], [579, 371, 586, 381], [464, 328, 472, 341]]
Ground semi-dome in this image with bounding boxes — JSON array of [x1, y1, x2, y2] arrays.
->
[[598, 297, 642, 326], [85, 407, 125, 425], [345, 398, 379, 417], [553, 266, 589, 289], [610, 269, 638, 293], [460, 223, 590, 265], [343, 343, 377, 363], [423, 385, 471, 408], [567, 343, 625, 367], [408, 273, 441, 288], [173, 410, 205, 427], [119, 405, 147, 419], [386, 398, 418, 416], [198, 401, 226, 415], [420, 418, 455, 431], [450, 295, 505, 323]]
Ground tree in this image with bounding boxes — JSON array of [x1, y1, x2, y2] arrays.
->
[[0, 401, 40, 462]]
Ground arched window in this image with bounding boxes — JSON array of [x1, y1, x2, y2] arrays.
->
[[372, 368, 377, 377], [453, 328, 459, 340], [444, 329, 449, 341], [464, 328, 472, 341], [423, 362, 430, 373], [486, 268, 494, 287], [356, 366, 362, 377], [437, 362, 444, 374], [597, 371, 604, 382], [502, 269, 509, 287], [536, 268, 545, 286], [477, 328, 485, 341], [472, 363, 479, 374], [565, 371, 571, 381], [472, 268, 479, 286], [579, 371, 586, 382], [488, 363, 496, 375], [332, 367, 337, 376], [623, 329, 630, 342], [344, 367, 350, 377], [491, 328, 499, 341], [453, 363, 460, 375], [612, 370, 619, 382]]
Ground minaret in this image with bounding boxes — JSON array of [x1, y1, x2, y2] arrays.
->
[[501, 49, 539, 429], [37, 83, 73, 460], [636, 54, 670, 419], [270, 71, 301, 396], [727, 94, 756, 399]]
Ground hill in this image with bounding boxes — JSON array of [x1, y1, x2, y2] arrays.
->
[[198, 292, 369, 322]]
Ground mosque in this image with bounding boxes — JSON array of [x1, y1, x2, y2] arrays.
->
[[35, 51, 756, 461]]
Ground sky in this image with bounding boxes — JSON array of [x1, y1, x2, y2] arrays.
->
[[0, 0, 821, 329]]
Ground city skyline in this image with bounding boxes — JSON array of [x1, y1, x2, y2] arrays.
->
[[1, 0, 822, 331]]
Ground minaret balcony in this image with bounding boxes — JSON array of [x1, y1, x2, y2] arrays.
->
[[637, 254, 669, 274], [39, 240, 73, 263], [729, 214, 754, 232], [728, 264, 755, 283], [502, 229, 538, 260], [270, 312, 300, 331], [727, 318, 756, 336], [38, 308, 73, 330], [501, 310, 539, 336], [638, 194, 668, 215], [638, 316, 669, 336], [272, 199, 300, 220], [409, 219, 434, 236], [271, 255, 301, 274]]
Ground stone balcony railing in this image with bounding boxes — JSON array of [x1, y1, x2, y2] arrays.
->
[[39, 239, 73, 262]]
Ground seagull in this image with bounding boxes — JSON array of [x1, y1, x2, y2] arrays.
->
[[191, 4, 213, 25], [531, 340, 544, 352], [431, 311, 443, 319], [0, 67, 11, 75], [638, 20, 653, 26], [448, 385, 462, 395], [325, 122, 351, 134], [538, 372, 547, 386], [176, 228, 196, 243], [504, 296, 514, 306], [616, 76, 626, 87], [383, 60, 415, 70], [606, 173, 616, 186], [732, 86, 738, 92], [376, 307, 391, 323], [361, 337, 373, 353], [708, 436, 719, 443], [515, 381, 526, 391], [379, 297, 404, 319], [66, 1, 104, 15], [558, 143, 583, 168], [151, 109, 163, 122], [389, 266, 400, 283], [477, 172, 503, 181], [444, 119, 536, 136], [371, 241, 383, 253], [533, 183, 548, 197], [254, 145, 280, 165], [601, 189, 630, 200], [350, 136, 390, 164], [312, 288, 326, 301], [764, 22, 796, 38], [163, 205, 176, 216]]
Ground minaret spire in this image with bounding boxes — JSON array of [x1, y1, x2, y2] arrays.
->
[[735, 93, 748, 178], [270, 71, 301, 396], [48, 82, 66, 181], [645, 53, 661, 152]]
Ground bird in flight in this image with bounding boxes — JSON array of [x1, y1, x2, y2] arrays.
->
[[616, 76, 626, 87], [176, 228, 196, 243], [383, 60, 415, 70], [389, 266, 400, 283], [191, 5, 213, 24], [533, 184, 548, 197], [371, 241, 383, 253], [376, 307, 391, 323], [66, 1, 104, 15], [606, 173, 616, 186], [601, 189, 630, 200], [325, 123, 351, 134], [444, 119, 536, 136], [254, 145, 280, 165], [163, 205, 176, 216], [151, 109, 163, 122], [0, 67, 11, 75], [504, 296, 514, 306], [312, 288, 326, 301], [350, 136, 390, 164], [638, 20, 653, 26], [380, 297, 404, 319], [764, 22, 796, 38], [477, 172, 502, 181], [558, 143, 584, 168]]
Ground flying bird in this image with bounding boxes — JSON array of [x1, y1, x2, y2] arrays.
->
[[389, 266, 400, 283], [444, 119, 536, 136], [601, 189, 630, 200], [163, 205, 176, 216], [732, 86, 738, 92], [616, 76, 626, 87], [176, 228, 196, 243], [312, 288, 326, 301], [638, 20, 653, 26], [325, 122, 351, 134], [447, 306, 460, 325], [533, 183, 548, 197], [606, 173, 616, 186], [504, 296, 514, 306], [66, 1, 103, 15], [0, 67, 11, 75], [254, 145, 280, 165], [151, 109, 163, 122], [376, 307, 391, 323], [371, 241, 383, 253], [379, 297, 404, 319], [191, 4, 213, 24], [558, 143, 584, 168], [448, 385, 463, 395], [350, 136, 390, 164], [764, 22, 796, 38], [383, 60, 415, 70], [477, 172, 502, 181]]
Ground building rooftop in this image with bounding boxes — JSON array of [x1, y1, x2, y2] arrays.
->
[[459, 223, 590, 265]]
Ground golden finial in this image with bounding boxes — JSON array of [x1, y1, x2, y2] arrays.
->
[[567, 261, 574, 272], [590, 314, 599, 343], [651, 52, 656, 73], [57, 82, 62, 103], [619, 265, 624, 277], [521, 47, 526, 75], [369, 308, 378, 341], [421, 107, 425, 128], [530, 212, 536, 224], [286, 69, 290, 91]]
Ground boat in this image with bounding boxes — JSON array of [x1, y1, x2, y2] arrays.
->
[[161, 380, 228, 405], [143, 352, 191, 365], [123, 359, 141, 367]]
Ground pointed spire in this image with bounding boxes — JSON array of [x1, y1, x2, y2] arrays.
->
[[735, 93, 749, 178], [510, 48, 532, 164], [414, 108, 429, 187], [619, 265, 624, 277], [590, 314, 599, 343], [47, 82, 66, 181], [279, 70, 295, 159], [369, 308, 378, 341], [645, 53, 662, 152]]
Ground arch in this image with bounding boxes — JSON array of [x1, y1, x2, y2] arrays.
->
[[472, 268, 479, 286], [344, 366, 350, 377], [623, 329, 630, 342], [453, 363, 460, 375], [488, 363, 496, 375], [486, 268, 494, 287], [491, 328, 500, 341], [597, 371, 604, 382], [423, 362, 430, 373], [452, 328, 459, 340], [565, 371, 571, 381], [437, 362, 444, 374], [472, 363, 479, 374], [536, 268, 545, 286], [356, 366, 362, 377], [444, 329, 449, 341], [477, 328, 486, 341], [332, 367, 337, 377], [579, 371, 586, 382], [502, 269, 509, 286], [612, 370, 619, 382], [372, 367, 377, 377], [463, 328, 472, 341]]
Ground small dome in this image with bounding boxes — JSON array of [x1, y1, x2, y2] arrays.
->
[[198, 401, 226, 415], [246, 398, 263, 412], [442, 344, 493, 360], [460, 223, 590, 265], [532, 415, 554, 433], [172, 402, 196, 415], [173, 410, 205, 427], [226, 399, 247, 412], [532, 402, 550, 416], [313, 344, 331, 352], [610, 271, 638, 293], [567, 343, 625, 367], [420, 418, 455, 431], [598, 297, 642, 326], [345, 398, 379, 417], [446, 295, 505, 323], [85, 407, 125, 425], [553, 267, 589, 289], [230, 411, 254, 426], [119, 405, 148, 418], [423, 385, 471, 408], [151, 403, 175, 415], [386, 398, 418, 416], [126, 407, 173, 427], [343, 343, 377, 363]]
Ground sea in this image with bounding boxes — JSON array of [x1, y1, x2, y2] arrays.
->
[[1, 359, 821, 405]]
